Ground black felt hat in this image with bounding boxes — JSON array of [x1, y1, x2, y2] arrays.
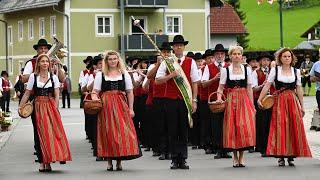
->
[[159, 42, 172, 51], [246, 53, 259, 64], [1, 71, 8, 77], [169, 35, 189, 46], [212, 44, 228, 53], [257, 52, 274, 61], [83, 56, 93, 63], [186, 52, 195, 59], [92, 55, 103, 65], [202, 49, 214, 59], [194, 52, 203, 60], [33, 39, 52, 50]]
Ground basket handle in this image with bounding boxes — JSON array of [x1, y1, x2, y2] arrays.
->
[[208, 91, 226, 104], [84, 92, 100, 101]]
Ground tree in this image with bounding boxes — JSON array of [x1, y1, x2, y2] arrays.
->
[[228, 0, 250, 49]]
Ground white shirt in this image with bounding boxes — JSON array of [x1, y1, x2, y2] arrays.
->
[[87, 74, 95, 88], [0, 77, 13, 91], [155, 55, 200, 83], [23, 61, 34, 75], [26, 73, 60, 90], [214, 61, 225, 69], [267, 66, 301, 85], [79, 70, 85, 84], [201, 64, 219, 81], [81, 73, 90, 89], [93, 71, 133, 91], [220, 65, 252, 85], [252, 67, 270, 87]]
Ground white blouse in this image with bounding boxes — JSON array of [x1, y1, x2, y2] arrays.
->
[[220, 64, 252, 85], [26, 73, 60, 90], [93, 71, 133, 91], [81, 73, 90, 89], [267, 66, 301, 85]]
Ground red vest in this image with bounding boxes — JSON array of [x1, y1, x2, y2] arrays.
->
[[2, 79, 10, 92], [165, 57, 192, 99], [83, 69, 90, 76], [254, 68, 276, 99], [199, 67, 208, 101], [207, 63, 229, 99], [153, 82, 166, 98], [146, 79, 154, 106]]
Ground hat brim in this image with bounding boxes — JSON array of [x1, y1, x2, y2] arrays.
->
[[212, 49, 228, 53], [257, 55, 273, 61], [33, 44, 52, 50], [159, 47, 173, 51], [169, 41, 189, 46]]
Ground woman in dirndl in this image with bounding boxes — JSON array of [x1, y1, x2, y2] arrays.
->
[[92, 50, 141, 171], [216, 45, 256, 168], [19, 54, 72, 172], [257, 48, 311, 166]]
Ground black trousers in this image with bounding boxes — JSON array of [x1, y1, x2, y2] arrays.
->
[[0, 91, 10, 112], [199, 100, 214, 149], [317, 91, 320, 110], [302, 76, 311, 88], [31, 110, 43, 163], [212, 111, 225, 152], [86, 113, 98, 156], [133, 95, 147, 145], [144, 105, 154, 149], [189, 100, 201, 147], [153, 98, 169, 154], [79, 84, 84, 108], [255, 100, 272, 154], [62, 90, 70, 108], [165, 99, 188, 161]]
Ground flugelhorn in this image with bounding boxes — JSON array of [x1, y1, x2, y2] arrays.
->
[[47, 37, 68, 60]]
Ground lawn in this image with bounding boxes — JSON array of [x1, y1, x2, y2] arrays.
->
[[239, 0, 320, 51]]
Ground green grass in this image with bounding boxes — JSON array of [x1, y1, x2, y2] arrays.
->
[[239, 0, 320, 50]]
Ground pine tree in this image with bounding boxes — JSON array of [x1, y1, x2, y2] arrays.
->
[[228, 0, 250, 49]]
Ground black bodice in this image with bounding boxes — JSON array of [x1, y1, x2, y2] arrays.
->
[[274, 66, 297, 90], [33, 74, 54, 97], [226, 65, 247, 88], [101, 73, 126, 92]]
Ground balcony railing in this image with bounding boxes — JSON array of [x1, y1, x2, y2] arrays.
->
[[118, 0, 168, 8], [119, 34, 169, 51]]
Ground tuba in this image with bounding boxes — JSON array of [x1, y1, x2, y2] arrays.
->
[[47, 37, 68, 60]]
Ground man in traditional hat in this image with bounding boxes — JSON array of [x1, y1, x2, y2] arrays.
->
[[0, 71, 13, 112], [202, 44, 231, 159], [79, 56, 93, 108], [22, 39, 65, 83], [14, 68, 25, 103], [252, 52, 274, 156], [247, 53, 260, 71], [156, 35, 200, 169], [300, 54, 314, 96]]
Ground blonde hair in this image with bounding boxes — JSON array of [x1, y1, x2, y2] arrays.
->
[[102, 50, 126, 75], [228, 45, 243, 56], [34, 54, 52, 75], [275, 48, 297, 66]]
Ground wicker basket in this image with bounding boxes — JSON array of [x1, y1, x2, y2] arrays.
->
[[208, 92, 226, 113], [261, 95, 275, 109], [18, 100, 34, 118], [83, 92, 103, 115]]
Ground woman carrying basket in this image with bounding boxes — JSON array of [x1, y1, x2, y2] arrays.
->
[[91, 50, 141, 171], [257, 48, 311, 166], [19, 54, 72, 172], [216, 45, 256, 168]]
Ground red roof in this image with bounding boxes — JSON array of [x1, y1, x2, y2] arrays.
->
[[211, 4, 247, 34]]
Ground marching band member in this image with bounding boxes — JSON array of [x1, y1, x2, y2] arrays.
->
[[252, 52, 274, 156], [216, 45, 256, 167], [79, 56, 93, 108], [201, 44, 231, 159], [156, 35, 200, 169], [300, 54, 313, 96], [0, 71, 13, 112], [19, 54, 72, 172], [146, 42, 172, 160], [258, 48, 311, 167], [92, 50, 141, 171]]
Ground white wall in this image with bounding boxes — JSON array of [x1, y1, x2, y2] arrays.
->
[[210, 34, 237, 49]]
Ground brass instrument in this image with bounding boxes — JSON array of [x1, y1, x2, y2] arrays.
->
[[47, 37, 68, 60], [301, 69, 309, 77]]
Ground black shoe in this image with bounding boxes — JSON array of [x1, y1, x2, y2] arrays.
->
[[310, 126, 317, 130], [60, 161, 66, 164], [159, 154, 166, 160], [62, 106, 65, 108], [153, 152, 161, 156], [248, 148, 255, 153], [170, 162, 179, 169], [191, 146, 198, 150], [287, 160, 295, 167], [205, 149, 213, 154], [35, 159, 39, 163], [116, 165, 123, 171], [179, 161, 190, 169], [223, 153, 232, 159], [316, 127, 320, 131], [107, 165, 113, 171], [68, 106, 70, 108], [214, 153, 222, 159], [96, 157, 104, 161], [144, 148, 151, 152], [278, 158, 285, 167], [33, 152, 37, 155], [166, 154, 172, 160]]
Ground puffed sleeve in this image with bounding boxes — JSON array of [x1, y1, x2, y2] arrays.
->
[[93, 72, 102, 91], [296, 69, 302, 86], [23, 61, 33, 75], [155, 61, 167, 79], [124, 71, 133, 90], [246, 66, 253, 85], [52, 75, 60, 88], [219, 68, 227, 85], [26, 73, 35, 90], [190, 60, 201, 82], [267, 67, 276, 83]]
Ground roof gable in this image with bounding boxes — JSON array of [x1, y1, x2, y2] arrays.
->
[[210, 3, 247, 34], [0, 0, 61, 13]]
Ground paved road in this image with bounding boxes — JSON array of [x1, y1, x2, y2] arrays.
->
[[0, 98, 320, 180]]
